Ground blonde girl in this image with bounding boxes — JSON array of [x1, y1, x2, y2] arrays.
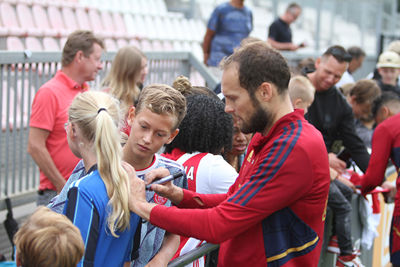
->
[[63, 91, 139, 267]]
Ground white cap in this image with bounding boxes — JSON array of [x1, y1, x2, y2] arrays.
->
[[376, 51, 400, 68]]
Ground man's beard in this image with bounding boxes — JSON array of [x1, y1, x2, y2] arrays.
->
[[240, 101, 273, 134]]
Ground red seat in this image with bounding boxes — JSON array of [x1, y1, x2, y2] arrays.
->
[[0, 2, 27, 36], [16, 3, 43, 37], [116, 38, 128, 49], [104, 38, 117, 51], [25, 37, 43, 51], [32, 4, 59, 37], [75, 8, 92, 31], [88, 9, 112, 38], [6, 37, 25, 51], [61, 6, 79, 32], [43, 37, 60, 51], [47, 6, 69, 36], [100, 10, 124, 39]]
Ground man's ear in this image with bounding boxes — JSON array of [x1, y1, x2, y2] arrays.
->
[[166, 129, 179, 144], [257, 82, 273, 102], [315, 57, 321, 69], [127, 106, 136, 126], [74, 50, 84, 64]]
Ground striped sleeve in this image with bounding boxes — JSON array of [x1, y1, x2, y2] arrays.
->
[[150, 121, 314, 244], [64, 182, 100, 267]]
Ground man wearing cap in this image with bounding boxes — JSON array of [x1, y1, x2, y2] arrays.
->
[[374, 50, 400, 96]]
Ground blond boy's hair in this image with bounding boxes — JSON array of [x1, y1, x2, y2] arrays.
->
[[135, 84, 187, 130], [288, 75, 315, 103], [14, 206, 84, 267]]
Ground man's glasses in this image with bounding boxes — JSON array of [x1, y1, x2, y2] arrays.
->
[[327, 47, 352, 62]]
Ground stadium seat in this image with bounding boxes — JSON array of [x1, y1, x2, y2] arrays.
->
[[32, 4, 60, 37], [123, 13, 139, 37], [88, 9, 112, 38], [75, 8, 92, 31], [42, 37, 60, 51], [61, 7, 79, 32], [163, 40, 174, 51], [141, 39, 153, 51], [25, 37, 43, 51], [16, 3, 44, 37], [0, 2, 27, 36], [152, 40, 163, 51], [47, 6, 70, 37], [112, 12, 136, 39], [6, 36, 24, 51], [116, 38, 128, 49], [100, 10, 124, 39], [129, 38, 141, 49], [104, 38, 117, 51]]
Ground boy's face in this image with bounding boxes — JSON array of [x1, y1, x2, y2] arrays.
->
[[378, 67, 400, 86], [126, 107, 179, 161]]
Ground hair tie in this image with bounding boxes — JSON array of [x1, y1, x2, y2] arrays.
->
[[97, 108, 107, 114]]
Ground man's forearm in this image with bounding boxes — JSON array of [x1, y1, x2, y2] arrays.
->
[[29, 146, 66, 191]]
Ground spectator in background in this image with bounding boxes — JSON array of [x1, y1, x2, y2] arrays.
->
[[346, 79, 381, 148], [138, 52, 148, 90], [202, 0, 253, 80], [102, 46, 143, 116], [336, 46, 366, 88], [14, 206, 84, 267], [306, 45, 369, 267], [223, 118, 252, 173], [267, 2, 304, 51], [374, 51, 400, 96], [288, 75, 315, 114], [306, 45, 370, 174], [27, 30, 104, 206]]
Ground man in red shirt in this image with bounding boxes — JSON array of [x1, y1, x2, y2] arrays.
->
[[27, 30, 104, 205], [128, 42, 330, 266]]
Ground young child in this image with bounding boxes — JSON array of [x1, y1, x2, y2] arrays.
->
[[63, 91, 140, 267], [288, 75, 315, 113], [14, 206, 84, 267], [123, 84, 188, 267], [374, 50, 400, 96]]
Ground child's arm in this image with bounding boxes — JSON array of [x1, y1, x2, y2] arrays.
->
[[145, 232, 180, 267]]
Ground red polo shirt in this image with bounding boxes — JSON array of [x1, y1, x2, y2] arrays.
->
[[30, 70, 88, 190]]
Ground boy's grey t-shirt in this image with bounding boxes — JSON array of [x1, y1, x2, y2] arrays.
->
[[132, 154, 187, 267]]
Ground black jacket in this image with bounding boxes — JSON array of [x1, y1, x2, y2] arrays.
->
[[305, 86, 370, 172]]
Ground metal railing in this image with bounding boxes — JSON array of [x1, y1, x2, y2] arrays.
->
[[0, 50, 218, 211]]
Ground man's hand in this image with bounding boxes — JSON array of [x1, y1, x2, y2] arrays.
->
[[337, 175, 357, 193], [123, 162, 151, 217], [145, 168, 184, 205], [328, 153, 346, 174], [381, 181, 396, 203]]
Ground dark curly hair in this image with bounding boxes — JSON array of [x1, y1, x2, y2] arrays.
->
[[164, 94, 233, 155]]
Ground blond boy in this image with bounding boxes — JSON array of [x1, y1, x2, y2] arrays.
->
[[288, 75, 315, 113], [14, 206, 84, 267]]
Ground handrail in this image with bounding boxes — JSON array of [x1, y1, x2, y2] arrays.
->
[[168, 243, 219, 267]]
